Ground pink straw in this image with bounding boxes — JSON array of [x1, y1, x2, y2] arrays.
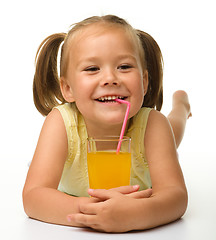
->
[[115, 99, 131, 153]]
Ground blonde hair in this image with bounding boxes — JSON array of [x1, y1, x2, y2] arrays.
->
[[33, 15, 163, 116]]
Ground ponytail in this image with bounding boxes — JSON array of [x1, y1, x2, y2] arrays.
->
[[33, 33, 66, 116], [137, 30, 163, 111], [33, 16, 164, 115]]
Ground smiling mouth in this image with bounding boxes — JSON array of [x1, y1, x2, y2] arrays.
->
[[96, 96, 127, 103]]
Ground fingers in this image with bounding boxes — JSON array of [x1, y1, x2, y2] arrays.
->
[[88, 188, 120, 200], [110, 185, 140, 194], [87, 186, 151, 200], [88, 185, 139, 199], [127, 188, 152, 199], [79, 201, 99, 215], [67, 213, 99, 229], [66, 215, 85, 227], [67, 202, 103, 231]]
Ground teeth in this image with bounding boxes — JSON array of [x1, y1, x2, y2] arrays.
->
[[98, 96, 124, 101]]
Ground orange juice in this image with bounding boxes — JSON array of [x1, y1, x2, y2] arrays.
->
[[87, 151, 131, 189]]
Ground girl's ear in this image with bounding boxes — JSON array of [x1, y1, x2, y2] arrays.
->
[[143, 70, 149, 95], [60, 77, 75, 102]]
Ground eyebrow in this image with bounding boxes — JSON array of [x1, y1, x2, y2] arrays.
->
[[77, 54, 137, 65], [116, 54, 138, 61], [117, 54, 137, 59]]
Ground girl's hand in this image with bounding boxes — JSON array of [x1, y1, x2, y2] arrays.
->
[[66, 196, 101, 228], [67, 188, 152, 232], [104, 185, 152, 199]]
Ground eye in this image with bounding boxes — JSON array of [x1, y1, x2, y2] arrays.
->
[[84, 66, 100, 72], [118, 64, 133, 71]]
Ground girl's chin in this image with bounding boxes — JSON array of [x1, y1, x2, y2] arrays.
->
[[97, 115, 126, 128]]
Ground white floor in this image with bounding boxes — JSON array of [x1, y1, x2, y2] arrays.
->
[[1, 152, 215, 240]]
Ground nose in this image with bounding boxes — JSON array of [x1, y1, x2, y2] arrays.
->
[[100, 68, 119, 86]]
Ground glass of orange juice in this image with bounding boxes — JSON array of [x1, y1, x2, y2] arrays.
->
[[87, 136, 131, 189]]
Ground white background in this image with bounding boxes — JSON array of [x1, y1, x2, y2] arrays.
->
[[0, 0, 216, 238], [1, 0, 216, 161], [1, 0, 216, 160]]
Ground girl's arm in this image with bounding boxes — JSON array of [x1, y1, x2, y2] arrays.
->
[[22, 109, 144, 226], [142, 110, 188, 228], [22, 109, 98, 226], [67, 110, 188, 232]]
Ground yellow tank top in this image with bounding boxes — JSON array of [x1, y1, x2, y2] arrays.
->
[[54, 103, 152, 197]]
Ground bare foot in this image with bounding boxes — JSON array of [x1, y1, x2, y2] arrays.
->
[[172, 90, 192, 119]]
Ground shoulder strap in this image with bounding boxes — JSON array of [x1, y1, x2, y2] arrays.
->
[[54, 103, 80, 160]]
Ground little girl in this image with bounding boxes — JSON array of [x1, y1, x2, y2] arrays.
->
[[23, 15, 191, 232]]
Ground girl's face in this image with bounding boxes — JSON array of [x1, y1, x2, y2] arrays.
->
[[61, 24, 148, 134]]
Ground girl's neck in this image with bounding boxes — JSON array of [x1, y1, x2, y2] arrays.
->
[[85, 120, 130, 138]]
